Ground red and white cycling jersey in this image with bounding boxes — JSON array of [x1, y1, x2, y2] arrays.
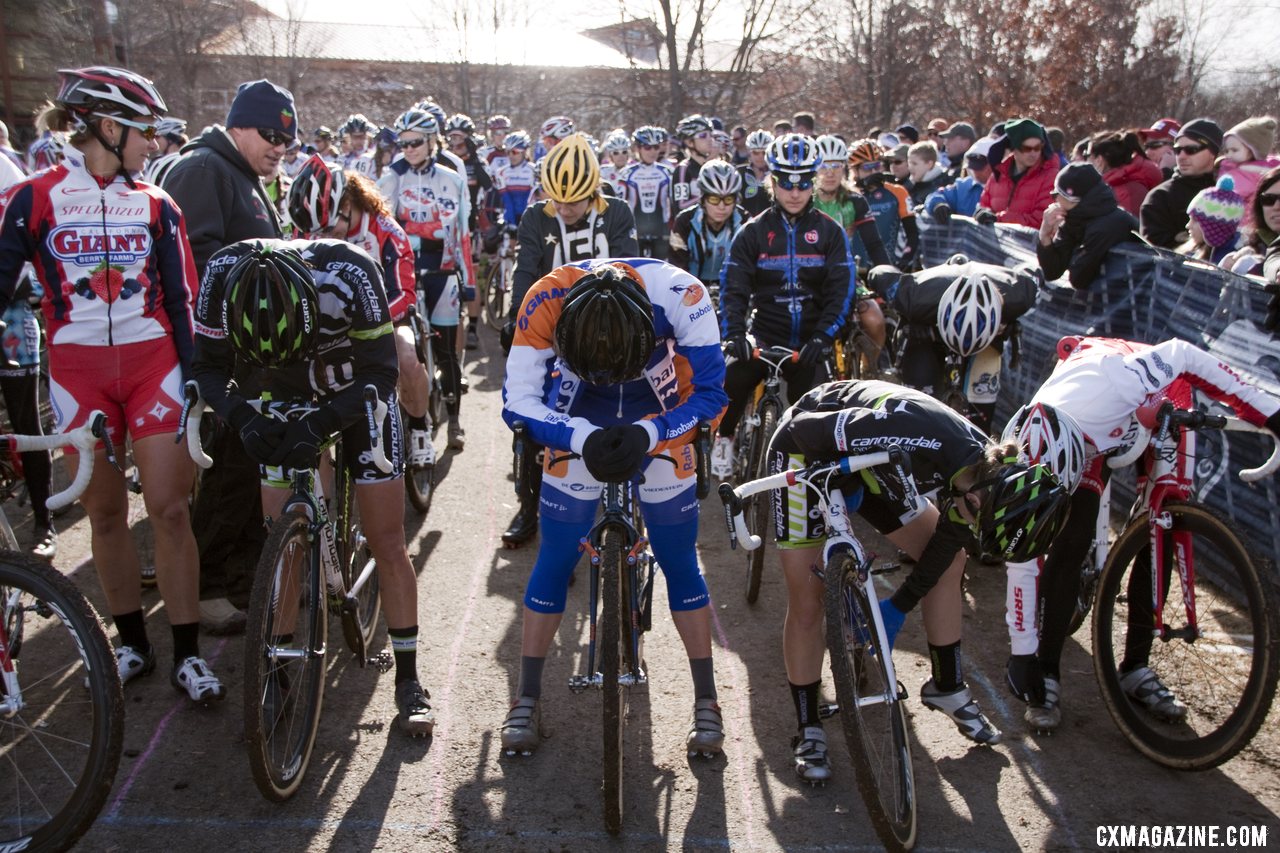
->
[[0, 146, 198, 369], [342, 210, 415, 321], [1033, 336, 1280, 454], [377, 158, 474, 287]]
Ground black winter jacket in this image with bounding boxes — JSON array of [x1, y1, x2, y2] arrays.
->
[[1138, 171, 1214, 249], [1037, 181, 1143, 289], [161, 127, 283, 275]]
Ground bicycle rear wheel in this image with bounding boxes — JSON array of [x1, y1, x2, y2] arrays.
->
[[483, 259, 511, 331], [1092, 502, 1279, 770], [244, 507, 328, 801], [825, 552, 916, 851], [0, 555, 124, 852], [600, 525, 626, 835], [340, 466, 381, 658], [744, 401, 779, 605]]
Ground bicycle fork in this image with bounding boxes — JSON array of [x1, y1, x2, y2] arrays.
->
[[568, 534, 650, 693]]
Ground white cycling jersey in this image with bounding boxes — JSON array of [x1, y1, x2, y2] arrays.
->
[[619, 160, 672, 238]]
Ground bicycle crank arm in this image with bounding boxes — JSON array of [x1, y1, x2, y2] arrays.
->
[[568, 673, 602, 693]]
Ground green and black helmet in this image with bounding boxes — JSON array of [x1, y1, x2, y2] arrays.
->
[[974, 461, 1070, 563], [223, 244, 320, 368]]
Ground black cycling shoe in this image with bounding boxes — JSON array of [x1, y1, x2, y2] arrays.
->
[[501, 501, 538, 548]]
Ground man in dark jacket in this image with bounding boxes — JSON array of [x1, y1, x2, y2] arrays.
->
[[162, 79, 297, 632], [1037, 163, 1144, 290], [1139, 118, 1220, 249]]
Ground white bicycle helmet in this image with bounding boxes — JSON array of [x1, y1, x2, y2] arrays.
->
[[767, 133, 822, 176], [814, 135, 848, 166], [144, 151, 181, 186], [713, 129, 732, 152], [1001, 403, 1088, 494], [632, 126, 668, 147], [603, 130, 631, 154], [539, 115, 575, 140], [504, 130, 531, 151], [696, 160, 742, 196], [745, 129, 774, 151], [937, 271, 1002, 356], [393, 108, 439, 137]]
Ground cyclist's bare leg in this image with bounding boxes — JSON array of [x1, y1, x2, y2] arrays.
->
[[395, 328, 429, 419], [132, 433, 200, 625], [77, 448, 144, 615], [780, 545, 826, 684], [521, 609, 565, 658], [355, 478, 418, 630], [670, 606, 712, 659], [887, 506, 965, 646], [857, 298, 887, 350]]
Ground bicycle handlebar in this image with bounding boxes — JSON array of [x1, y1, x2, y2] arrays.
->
[[180, 380, 391, 474], [1106, 401, 1280, 482], [7, 411, 113, 510], [719, 448, 908, 551]]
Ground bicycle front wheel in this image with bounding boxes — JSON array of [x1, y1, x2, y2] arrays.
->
[[1092, 502, 1279, 770], [825, 552, 917, 851], [244, 507, 328, 801], [0, 555, 124, 852], [483, 259, 511, 331], [744, 401, 779, 604], [600, 525, 626, 835]]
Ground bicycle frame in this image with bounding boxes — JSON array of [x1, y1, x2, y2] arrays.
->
[[1105, 401, 1280, 643]]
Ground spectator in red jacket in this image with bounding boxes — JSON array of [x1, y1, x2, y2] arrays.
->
[[975, 118, 1060, 229], [1087, 130, 1165, 216]]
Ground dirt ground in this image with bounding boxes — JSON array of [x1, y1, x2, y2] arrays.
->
[[21, 326, 1279, 852]]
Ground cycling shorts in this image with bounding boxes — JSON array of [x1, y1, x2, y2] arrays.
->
[[261, 393, 405, 488], [418, 272, 461, 327], [771, 450, 927, 549], [49, 337, 183, 450]]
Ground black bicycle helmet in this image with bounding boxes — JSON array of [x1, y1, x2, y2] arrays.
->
[[223, 245, 321, 368], [974, 461, 1070, 563], [555, 265, 656, 385]]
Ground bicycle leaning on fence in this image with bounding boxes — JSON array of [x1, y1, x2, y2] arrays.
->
[[0, 411, 126, 852], [720, 445, 919, 852], [181, 382, 392, 802]]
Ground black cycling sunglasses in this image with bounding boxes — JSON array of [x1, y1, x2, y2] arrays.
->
[[257, 127, 293, 147], [397, 138, 428, 150]]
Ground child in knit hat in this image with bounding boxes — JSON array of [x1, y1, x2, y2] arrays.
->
[[1181, 175, 1247, 265], [1218, 116, 1279, 203]]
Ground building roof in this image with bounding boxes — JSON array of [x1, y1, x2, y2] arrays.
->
[[204, 17, 666, 70]]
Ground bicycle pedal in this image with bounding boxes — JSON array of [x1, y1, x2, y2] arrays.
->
[[504, 747, 535, 757], [687, 748, 720, 760], [818, 702, 840, 719], [368, 650, 393, 672]]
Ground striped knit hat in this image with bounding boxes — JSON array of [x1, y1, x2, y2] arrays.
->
[[1186, 175, 1246, 247]]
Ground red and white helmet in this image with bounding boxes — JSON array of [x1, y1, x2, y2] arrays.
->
[[56, 66, 167, 121], [539, 116, 575, 140], [286, 155, 347, 234], [1001, 403, 1087, 493]]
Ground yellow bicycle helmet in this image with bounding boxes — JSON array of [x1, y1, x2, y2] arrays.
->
[[541, 133, 600, 204]]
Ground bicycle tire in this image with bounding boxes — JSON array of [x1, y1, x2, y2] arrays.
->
[[824, 552, 917, 851], [483, 260, 511, 332], [339, 464, 381, 657], [744, 401, 779, 605], [1065, 561, 1101, 637], [600, 525, 626, 835], [244, 507, 328, 801], [0, 554, 124, 852], [1091, 502, 1279, 770], [400, 404, 436, 514]]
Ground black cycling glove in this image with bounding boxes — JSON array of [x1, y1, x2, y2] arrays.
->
[[1006, 654, 1046, 705], [581, 424, 651, 482], [974, 208, 998, 225], [273, 406, 343, 470], [799, 332, 833, 368], [932, 202, 952, 224], [723, 335, 752, 363], [229, 404, 287, 466]]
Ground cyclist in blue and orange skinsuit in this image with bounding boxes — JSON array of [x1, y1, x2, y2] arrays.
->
[[498, 258, 727, 758]]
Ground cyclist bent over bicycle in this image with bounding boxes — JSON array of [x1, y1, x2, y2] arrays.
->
[[1002, 336, 1280, 733], [499, 259, 728, 756], [769, 380, 1068, 782], [191, 239, 436, 736]]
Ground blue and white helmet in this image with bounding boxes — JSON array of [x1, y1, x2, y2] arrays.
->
[[603, 129, 631, 154], [632, 126, 667, 147], [767, 133, 822, 176], [394, 108, 439, 137], [414, 100, 448, 133], [504, 130, 531, 151], [937, 272, 1003, 356]]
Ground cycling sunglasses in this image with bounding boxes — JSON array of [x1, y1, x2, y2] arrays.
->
[[703, 194, 737, 206], [1172, 143, 1208, 156], [397, 138, 429, 150], [773, 174, 814, 191], [856, 162, 882, 172], [112, 115, 159, 141], [257, 127, 293, 147]]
